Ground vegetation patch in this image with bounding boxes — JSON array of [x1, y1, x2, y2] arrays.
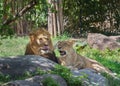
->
[[42, 77, 60, 86]]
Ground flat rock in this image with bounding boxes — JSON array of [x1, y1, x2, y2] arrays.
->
[[0, 55, 57, 78]]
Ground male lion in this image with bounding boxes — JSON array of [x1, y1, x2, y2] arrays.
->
[[55, 40, 115, 77], [25, 28, 58, 63]]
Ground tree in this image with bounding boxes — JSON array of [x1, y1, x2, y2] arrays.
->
[[0, 0, 38, 37], [63, 0, 120, 36], [48, 0, 63, 37]]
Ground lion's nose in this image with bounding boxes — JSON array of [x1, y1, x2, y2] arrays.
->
[[44, 43, 48, 46]]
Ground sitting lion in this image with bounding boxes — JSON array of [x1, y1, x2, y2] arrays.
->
[[25, 28, 58, 63], [55, 40, 115, 77]]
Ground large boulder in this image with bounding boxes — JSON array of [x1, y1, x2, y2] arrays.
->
[[0, 55, 57, 78], [87, 33, 120, 50], [3, 74, 67, 86], [72, 68, 109, 86]]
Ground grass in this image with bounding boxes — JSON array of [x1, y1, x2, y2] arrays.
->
[[42, 77, 60, 86], [0, 36, 29, 57], [0, 34, 70, 57]]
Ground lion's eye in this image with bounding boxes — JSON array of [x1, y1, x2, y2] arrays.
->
[[44, 37, 48, 40], [58, 46, 62, 49], [46, 38, 49, 40]]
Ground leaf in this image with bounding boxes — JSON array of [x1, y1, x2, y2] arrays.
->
[[54, 49, 61, 57]]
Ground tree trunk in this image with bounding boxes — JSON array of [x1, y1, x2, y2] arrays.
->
[[48, 0, 53, 36], [47, 0, 63, 37]]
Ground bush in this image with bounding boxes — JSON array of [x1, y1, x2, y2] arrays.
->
[[42, 77, 60, 86]]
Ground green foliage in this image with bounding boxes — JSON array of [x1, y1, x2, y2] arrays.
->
[[42, 77, 60, 86], [35, 68, 47, 75], [0, 25, 14, 37], [27, 0, 48, 27], [54, 49, 61, 57], [0, 0, 15, 37], [52, 65, 82, 86], [0, 1, 3, 21], [0, 0, 48, 36], [63, 0, 120, 36], [0, 0, 119, 37], [52, 32, 71, 45], [0, 74, 11, 84]]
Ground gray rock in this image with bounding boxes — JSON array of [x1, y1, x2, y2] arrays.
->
[[109, 35, 120, 42], [3, 74, 67, 86], [40, 74, 67, 86], [0, 55, 57, 78], [71, 68, 109, 86], [87, 33, 120, 50], [3, 80, 41, 86]]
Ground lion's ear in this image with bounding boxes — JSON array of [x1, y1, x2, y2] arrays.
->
[[29, 32, 35, 42]]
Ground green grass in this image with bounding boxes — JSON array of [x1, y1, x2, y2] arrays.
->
[[52, 33, 70, 45], [0, 36, 29, 57], [42, 77, 60, 86], [0, 34, 70, 57]]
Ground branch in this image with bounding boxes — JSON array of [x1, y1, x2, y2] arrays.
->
[[3, 0, 38, 26]]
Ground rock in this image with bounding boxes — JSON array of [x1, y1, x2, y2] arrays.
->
[[40, 74, 67, 86], [109, 35, 120, 42], [3, 80, 40, 86], [3, 74, 67, 86], [0, 55, 57, 79], [0, 55, 109, 86], [71, 68, 109, 86], [87, 33, 120, 50]]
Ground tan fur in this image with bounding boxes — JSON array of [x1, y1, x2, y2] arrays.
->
[[56, 40, 115, 76], [25, 28, 58, 63]]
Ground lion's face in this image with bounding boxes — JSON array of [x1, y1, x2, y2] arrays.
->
[[56, 40, 75, 65], [56, 41, 70, 57], [29, 29, 54, 55]]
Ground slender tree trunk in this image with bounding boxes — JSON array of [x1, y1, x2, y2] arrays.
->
[[48, 0, 53, 36], [47, 0, 63, 37], [59, 0, 63, 34], [55, 1, 60, 35]]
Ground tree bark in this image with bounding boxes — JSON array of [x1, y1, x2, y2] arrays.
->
[[48, 0, 53, 36], [47, 0, 63, 37]]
